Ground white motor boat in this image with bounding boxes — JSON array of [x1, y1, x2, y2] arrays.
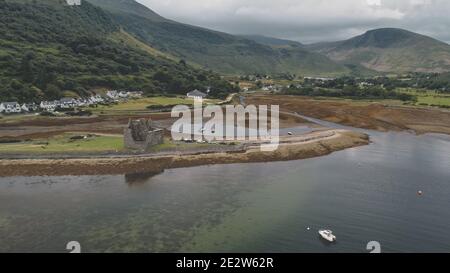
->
[[318, 229, 336, 242]]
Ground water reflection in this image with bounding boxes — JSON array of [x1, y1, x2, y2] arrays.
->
[[124, 171, 163, 186]]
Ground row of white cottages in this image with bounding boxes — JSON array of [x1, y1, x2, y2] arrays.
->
[[39, 95, 106, 112], [0, 95, 104, 114], [0, 91, 143, 114], [106, 90, 143, 100]]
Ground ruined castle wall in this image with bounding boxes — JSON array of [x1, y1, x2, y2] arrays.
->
[[124, 119, 164, 152], [124, 128, 164, 151], [124, 128, 146, 150], [144, 130, 164, 149]]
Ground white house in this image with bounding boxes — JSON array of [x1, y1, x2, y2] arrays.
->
[[59, 98, 78, 109], [76, 98, 89, 107], [89, 95, 104, 104], [126, 91, 143, 98], [0, 102, 22, 114], [40, 101, 57, 112], [21, 103, 29, 112], [118, 91, 128, 98], [187, 90, 207, 100], [26, 103, 39, 112], [106, 90, 119, 100]]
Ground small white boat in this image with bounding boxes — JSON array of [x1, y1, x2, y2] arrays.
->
[[288, 132, 293, 136], [319, 229, 336, 242]]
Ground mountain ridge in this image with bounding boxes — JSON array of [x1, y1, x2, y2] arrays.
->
[[307, 28, 450, 73], [87, 0, 349, 76], [239, 35, 304, 48]]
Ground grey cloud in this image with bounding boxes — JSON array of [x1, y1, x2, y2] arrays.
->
[[137, 0, 450, 44]]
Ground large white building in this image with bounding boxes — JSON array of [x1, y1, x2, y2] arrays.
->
[[187, 90, 207, 100]]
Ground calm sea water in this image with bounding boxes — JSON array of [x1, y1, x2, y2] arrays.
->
[[0, 123, 449, 253]]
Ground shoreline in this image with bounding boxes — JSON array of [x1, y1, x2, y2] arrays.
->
[[0, 130, 369, 177]]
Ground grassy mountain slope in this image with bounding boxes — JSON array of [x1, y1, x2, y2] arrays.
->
[[0, 0, 237, 102], [239, 35, 304, 48], [307, 28, 450, 73], [87, 0, 349, 76], [89, 0, 166, 21]]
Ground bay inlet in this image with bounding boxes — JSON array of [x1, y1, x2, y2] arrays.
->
[[0, 120, 449, 253]]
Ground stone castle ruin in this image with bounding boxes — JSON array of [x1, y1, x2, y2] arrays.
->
[[124, 119, 164, 152]]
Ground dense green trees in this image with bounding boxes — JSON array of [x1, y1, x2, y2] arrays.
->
[[0, 0, 237, 102], [283, 84, 417, 101]]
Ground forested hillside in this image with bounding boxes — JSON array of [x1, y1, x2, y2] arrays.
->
[[0, 0, 237, 102], [87, 0, 349, 76]]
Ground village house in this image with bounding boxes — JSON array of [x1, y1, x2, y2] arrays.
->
[[186, 90, 207, 100], [106, 90, 119, 100], [89, 95, 104, 104], [118, 91, 129, 98], [40, 101, 58, 112], [126, 91, 143, 98], [21, 103, 32, 112], [76, 98, 86, 107], [0, 102, 22, 114], [106, 90, 142, 101], [59, 98, 78, 109], [26, 103, 39, 112], [108, 91, 124, 101]]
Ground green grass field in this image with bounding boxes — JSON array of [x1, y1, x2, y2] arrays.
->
[[397, 88, 450, 107], [0, 133, 223, 155], [0, 133, 124, 154], [93, 97, 192, 111], [90, 96, 221, 115]]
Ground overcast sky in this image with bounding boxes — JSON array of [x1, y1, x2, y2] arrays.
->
[[136, 0, 450, 44]]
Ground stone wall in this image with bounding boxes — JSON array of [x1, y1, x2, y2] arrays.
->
[[144, 129, 164, 148], [124, 119, 164, 152]]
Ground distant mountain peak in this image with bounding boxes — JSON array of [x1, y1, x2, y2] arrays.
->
[[308, 28, 450, 73], [341, 28, 425, 49]]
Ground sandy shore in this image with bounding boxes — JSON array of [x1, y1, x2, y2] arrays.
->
[[0, 130, 369, 177]]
